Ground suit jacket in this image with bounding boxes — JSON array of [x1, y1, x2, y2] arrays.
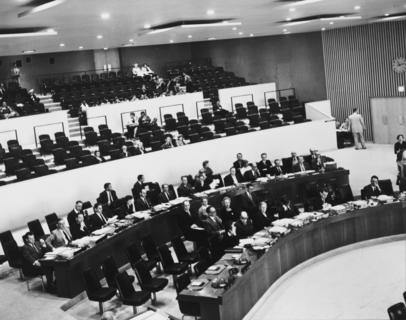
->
[[157, 191, 176, 204], [135, 197, 152, 211], [21, 242, 48, 275], [363, 184, 382, 199], [46, 227, 72, 248], [311, 158, 325, 171], [177, 209, 197, 235], [67, 209, 84, 228], [202, 216, 224, 238], [257, 160, 273, 176], [99, 190, 118, 206], [194, 180, 210, 192], [132, 181, 145, 199], [235, 219, 254, 239], [278, 204, 295, 219], [292, 162, 310, 173], [120, 203, 136, 216], [233, 160, 244, 170], [224, 174, 242, 187], [271, 165, 286, 176], [89, 212, 109, 231], [177, 184, 194, 197], [348, 113, 365, 133], [219, 207, 239, 229], [251, 209, 273, 231], [243, 169, 261, 182], [70, 222, 90, 240], [240, 192, 259, 213]]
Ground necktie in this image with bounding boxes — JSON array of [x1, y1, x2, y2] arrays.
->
[[32, 243, 39, 253], [300, 164, 305, 171], [278, 167, 282, 173], [144, 198, 150, 208], [165, 192, 169, 201], [63, 230, 71, 243], [99, 213, 107, 224], [108, 191, 113, 204]]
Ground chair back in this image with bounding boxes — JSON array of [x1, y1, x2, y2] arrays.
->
[[388, 302, 406, 320], [174, 272, 191, 294], [116, 271, 135, 298], [141, 235, 160, 261], [379, 179, 394, 196], [126, 243, 142, 265], [45, 213, 58, 232], [157, 245, 175, 269], [172, 237, 188, 258], [101, 256, 119, 289], [133, 260, 152, 284], [83, 268, 102, 293], [27, 219, 45, 240], [2, 240, 22, 268]]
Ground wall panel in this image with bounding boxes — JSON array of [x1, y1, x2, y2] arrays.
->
[[322, 20, 406, 141]]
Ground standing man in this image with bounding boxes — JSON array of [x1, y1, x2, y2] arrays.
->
[[348, 108, 366, 150]]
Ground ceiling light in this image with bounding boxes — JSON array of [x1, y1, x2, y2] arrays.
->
[[289, 8, 296, 12], [22, 50, 36, 54], [0, 28, 57, 38], [169, 39, 174, 43], [321, 27, 326, 31], [188, 35, 192, 38], [284, 21, 311, 27], [238, 31, 243, 35], [329, 21, 334, 25], [208, 37, 216, 40], [123, 43, 134, 47], [59, 43, 65, 47], [321, 16, 362, 21], [385, 13, 390, 16], [283, 28, 288, 32], [129, 39, 134, 42], [286, 18, 292, 21], [354, 5, 361, 10], [103, 47, 108, 50], [181, 21, 242, 28], [144, 24, 151, 29], [207, 9, 215, 15], [249, 33, 254, 37], [100, 12, 110, 19], [232, 27, 237, 31], [78, 46, 83, 49], [97, 35, 103, 39]]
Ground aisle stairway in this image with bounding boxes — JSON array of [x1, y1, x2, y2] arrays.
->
[[68, 116, 81, 140], [38, 94, 62, 112]]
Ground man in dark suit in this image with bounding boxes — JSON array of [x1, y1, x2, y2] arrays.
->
[[158, 184, 176, 203], [271, 159, 286, 176], [243, 163, 261, 181], [235, 211, 254, 239], [363, 175, 383, 199], [257, 152, 273, 177], [21, 232, 54, 291], [224, 167, 243, 187], [119, 145, 130, 158], [70, 213, 90, 240], [251, 201, 276, 231], [177, 176, 194, 197], [67, 200, 84, 229], [176, 200, 207, 246], [292, 156, 310, 173], [233, 153, 245, 170], [278, 196, 295, 219], [135, 189, 152, 211], [89, 203, 109, 231], [240, 184, 259, 214], [194, 174, 210, 192], [99, 183, 118, 207], [133, 175, 146, 199]]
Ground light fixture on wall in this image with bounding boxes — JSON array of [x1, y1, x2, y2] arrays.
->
[[399, 86, 405, 93]]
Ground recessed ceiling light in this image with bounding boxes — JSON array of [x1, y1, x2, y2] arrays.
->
[[100, 12, 110, 19], [144, 24, 151, 29], [103, 47, 108, 50], [59, 43, 65, 47], [321, 27, 326, 31], [208, 37, 216, 40], [129, 39, 134, 42], [354, 5, 361, 10], [232, 27, 237, 31], [207, 9, 215, 15], [283, 28, 288, 32], [284, 32, 291, 35], [22, 50, 36, 54], [289, 8, 296, 12], [97, 35, 103, 39], [249, 33, 254, 37], [329, 21, 334, 25], [169, 39, 174, 43], [238, 31, 243, 35], [385, 13, 390, 16], [78, 46, 83, 49], [286, 17, 292, 21], [188, 35, 192, 38]]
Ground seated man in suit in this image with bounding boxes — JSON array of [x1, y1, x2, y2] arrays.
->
[[161, 135, 175, 149], [197, 197, 210, 224], [243, 162, 262, 182], [240, 184, 259, 215], [177, 175, 194, 197], [89, 203, 109, 231], [278, 196, 295, 218], [233, 153, 245, 170], [194, 174, 210, 192], [311, 152, 325, 172], [224, 167, 243, 187], [257, 152, 273, 177], [200, 160, 214, 180], [292, 156, 310, 173], [99, 182, 118, 207], [235, 211, 254, 239], [135, 189, 152, 211], [287, 152, 300, 172], [158, 184, 176, 203], [251, 201, 276, 231], [67, 200, 84, 229], [133, 174, 146, 199], [271, 159, 286, 176], [119, 145, 130, 158], [177, 200, 206, 246], [363, 175, 383, 199], [311, 184, 340, 211], [21, 232, 54, 291], [46, 219, 72, 249], [70, 213, 90, 240]]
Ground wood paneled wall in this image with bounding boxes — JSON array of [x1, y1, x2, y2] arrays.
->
[[322, 20, 406, 141]]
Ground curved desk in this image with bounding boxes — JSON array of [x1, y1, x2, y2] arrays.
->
[[179, 201, 406, 320]]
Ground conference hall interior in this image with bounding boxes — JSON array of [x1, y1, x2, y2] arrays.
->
[[1, 0, 406, 319]]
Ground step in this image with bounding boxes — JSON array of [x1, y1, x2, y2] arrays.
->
[[40, 98, 54, 104], [48, 106, 62, 112], [68, 118, 80, 124], [44, 102, 60, 107]]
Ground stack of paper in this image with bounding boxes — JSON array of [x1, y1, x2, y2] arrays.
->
[[268, 225, 289, 235]]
